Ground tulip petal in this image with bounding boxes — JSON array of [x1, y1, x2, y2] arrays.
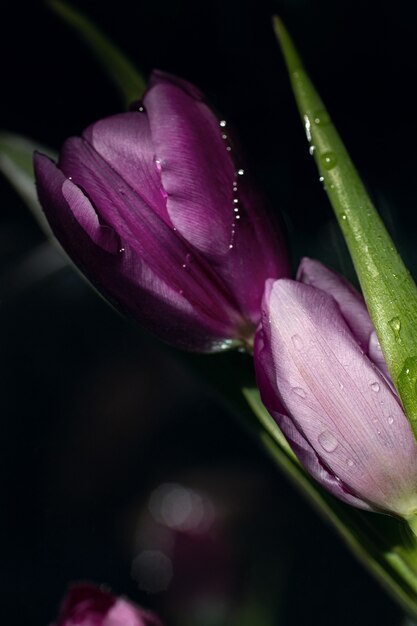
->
[[214, 176, 290, 323], [144, 78, 236, 255], [34, 153, 120, 254], [34, 153, 240, 352], [297, 257, 374, 351], [255, 316, 371, 509], [82, 112, 170, 225], [57, 137, 243, 325], [256, 278, 417, 515]]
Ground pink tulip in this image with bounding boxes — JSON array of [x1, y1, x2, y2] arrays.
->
[[255, 258, 417, 516], [52, 584, 163, 626]]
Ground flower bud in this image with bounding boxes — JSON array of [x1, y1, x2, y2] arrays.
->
[[255, 258, 417, 517], [34, 71, 289, 352], [51, 583, 163, 626]]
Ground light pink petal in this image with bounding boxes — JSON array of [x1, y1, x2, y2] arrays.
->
[[368, 329, 394, 385], [105, 599, 163, 626], [257, 278, 417, 516], [297, 257, 373, 351]]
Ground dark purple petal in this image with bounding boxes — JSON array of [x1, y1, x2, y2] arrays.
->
[[55, 138, 244, 329], [81, 112, 170, 225], [144, 79, 236, 255], [149, 69, 205, 100], [34, 153, 241, 352], [256, 278, 417, 515], [215, 176, 290, 323]]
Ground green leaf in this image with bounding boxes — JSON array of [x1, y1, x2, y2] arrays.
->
[[272, 16, 417, 439], [46, 0, 147, 107], [0, 131, 56, 236]]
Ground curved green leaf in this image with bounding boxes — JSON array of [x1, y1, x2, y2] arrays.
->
[[273, 16, 417, 438]]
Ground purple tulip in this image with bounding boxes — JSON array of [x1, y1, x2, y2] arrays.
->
[[34, 71, 289, 352], [255, 257, 417, 516], [51, 583, 163, 626]]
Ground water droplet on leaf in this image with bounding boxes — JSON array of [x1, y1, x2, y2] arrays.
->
[[320, 151, 337, 170], [388, 316, 401, 341], [313, 109, 331, 127]]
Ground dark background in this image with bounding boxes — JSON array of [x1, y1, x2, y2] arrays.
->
[[1, 0, 416, 624]]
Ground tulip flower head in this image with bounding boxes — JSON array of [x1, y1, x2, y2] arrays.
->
[[255, 258, 417, 518], [52, 583, 163, 626], [34, 71, 289, 352]]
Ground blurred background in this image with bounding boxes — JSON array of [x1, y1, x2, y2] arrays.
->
[[1, 0, 416, 624]]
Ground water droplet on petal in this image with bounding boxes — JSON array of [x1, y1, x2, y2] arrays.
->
[[219, 120, 227, 127], [309, 145, 316, 156], [370, 382, 380, 392], [319, 176, 324, 183], [347, 458, 354, 467], [237, 169, 244, 176], [118, 247, 125, 254], [291, 334, 303, 350], [387, 416, 394, 425], [318, 431, 338, 453], [292, 386, 306, 398]]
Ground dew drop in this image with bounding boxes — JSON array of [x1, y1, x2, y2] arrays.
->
[[318, 431, 338, 453], [118, 247, 125, 254], [234, 207, 239, 213], [341, 213, 347, 221], [291, 334, 303, 350], [292, 386, 306, 398], [320, 151, 337, 170], [233, 198, 239, 204], [303, 114, 312, 142], [235, 214, 241, 219], [319, 176, 324, 183], [139, 106, 144, 112], [237, 169, 244, 176], [68, 176, 73, 181], [370, 382, 380, 392], [226, 146, 232, 152], [222, 133, 227, 139], [219, 120, 227, 127], [347, 458, 354, 467], [309, 145, 316, 156], [387, 416, 394, 425], [388, 316, 401, 341], [313, 109, 331, 127]]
